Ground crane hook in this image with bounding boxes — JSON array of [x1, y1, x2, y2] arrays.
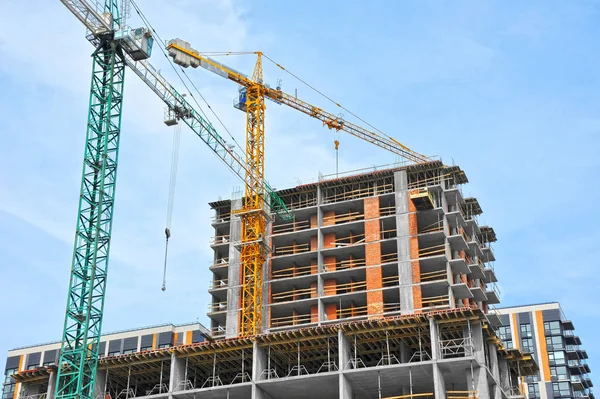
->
[[162, 228, 171, 292]]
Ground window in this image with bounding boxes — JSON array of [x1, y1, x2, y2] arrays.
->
[[2, 368, 17, 399], [548, 351, 566, 365], [520, 323, 532, 338], [550, 366, 568, 380], [522, 338, 534, 353], [545, 321, 562, 336], [122, 349, 135, 355], [42, 362, 54, 367], [528, 383, 540, 398], [107, 351, 120, 357], [547, 336, 563, 351], [525, 375, 539, 383], [505, 340, 514, 349], [158, 343, 170, 349], [140, 346, 152, 352], [552, 382, 571, 397], [498, 326, 511, 340], [3, 368, 16, 385]]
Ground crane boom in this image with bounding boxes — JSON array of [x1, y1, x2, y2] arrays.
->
[[167, 40, 430, 164]]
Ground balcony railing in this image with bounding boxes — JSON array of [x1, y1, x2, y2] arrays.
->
[[271, 313, 313, 328], [323, 210, 364, 225], [272, 219, 312, 235], [207, 301, 227, 313], [210, 258, 229, 269], [272, 263, 315, 279], [273, 242, 313, 256], [209, 279, 228, 289], [210, 234, 230, 245]]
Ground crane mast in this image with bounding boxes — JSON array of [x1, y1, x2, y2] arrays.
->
[[55, 2, 125, 399], [239, 54, 267, 336], [56, 5, 293, 398]]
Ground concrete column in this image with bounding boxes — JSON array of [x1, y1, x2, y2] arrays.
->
[[338, 329, 352, 371], [433, 363, 447, 399], [93, 370, 107, 399], [395, 170, 414, 314], [169, 353, 185, 392], [253, 386, 273, 399], [339, 375, 354, 399], [498, 358, 510, 391], [399, 341, 411, 363], [430, 318, 447, 399], [430, 318, 440, 360], [470, 322, 490, 399], [226, 198, 243, 338], [252, 341, 267, 381], [46, 370, 56, 399], [488, 343, 502, 399], [316, 185, 325, 323]]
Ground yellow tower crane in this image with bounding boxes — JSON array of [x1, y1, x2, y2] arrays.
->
[[167, 39, 430, 337]]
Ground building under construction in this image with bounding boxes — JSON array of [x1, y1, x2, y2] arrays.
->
[[4, 162, 541, 399]]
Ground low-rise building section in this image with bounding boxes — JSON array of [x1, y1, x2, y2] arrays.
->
[[497, 303, 594, 399]]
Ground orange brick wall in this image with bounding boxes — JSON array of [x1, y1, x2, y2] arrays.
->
[[310, 235, 318, 251], [323, 210, 335, 226], [311, 305, 318, 322], [310, 214, 318, 228], [365, 197, 383, 319], [324, 232, 336, 249], [325, 303, 337, 320], [324, 279, 337, 296], [324, 256, 337, 271], [408, 190, 422, 310]]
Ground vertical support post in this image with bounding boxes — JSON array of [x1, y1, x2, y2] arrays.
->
[[55, 33, 126, 399]]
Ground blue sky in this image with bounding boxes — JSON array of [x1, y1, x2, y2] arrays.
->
[[1, 0, 599, 378]]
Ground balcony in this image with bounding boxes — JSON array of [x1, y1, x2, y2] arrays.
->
[[207, 301, 227, 314], [209, 278, 228, 290], [210, 234, 230, 247], [448, 228, 469, 251], [209, 258, 229, 271], [468, 257, 486, 280], [485, 283, 501, 304]]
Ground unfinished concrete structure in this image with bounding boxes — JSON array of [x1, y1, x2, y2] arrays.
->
[[208, 161, 500, 338], [5, 162, 539, 399]]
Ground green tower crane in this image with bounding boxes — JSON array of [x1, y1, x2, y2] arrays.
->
[[55, 1, 291, 399]]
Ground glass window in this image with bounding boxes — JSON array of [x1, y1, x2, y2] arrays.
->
[[140, 346, 152, 352], [522, 338, 534, 353], [107, 351, 120, 357], [122, 349, 135, 355], [550, 366, 568, 380], [548, 351, 566, 365], [505, 340, 514, 349], [3, 368, 17, 385], [552, 382, 571, 397], [547, 336, 564, 351], [525, 374, 540, 383], [520, 323, 532, 338], [498, 326, 511, 340], [528, 383, 540, 398], [545, 321, 562, 336], [158, 343, 170, 349]]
